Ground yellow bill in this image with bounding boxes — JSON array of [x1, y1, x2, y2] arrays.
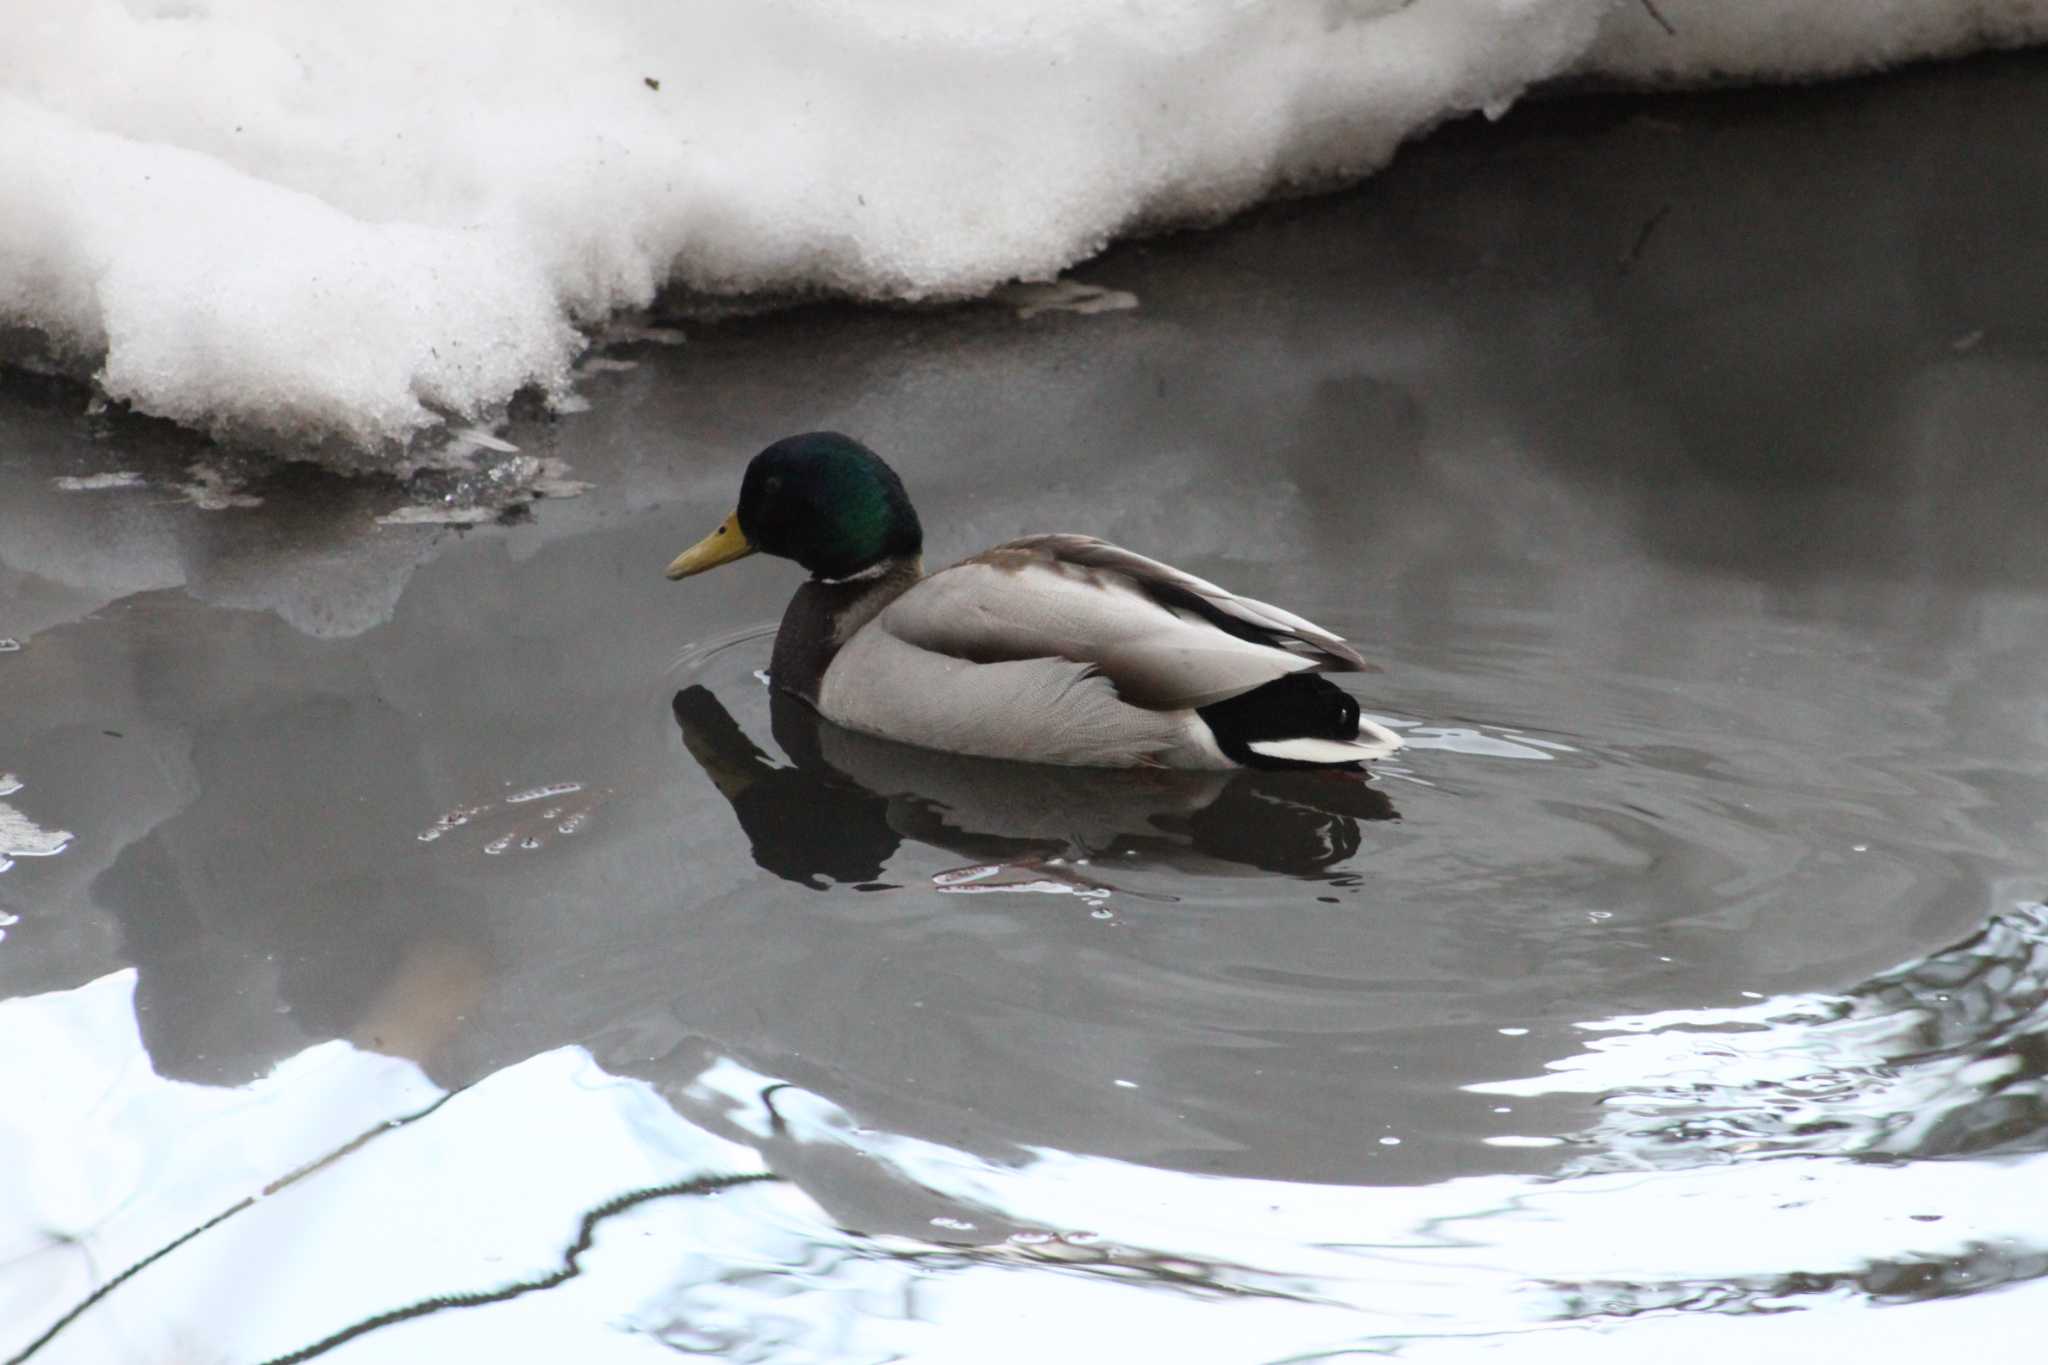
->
[[666, 510, 756, 579]]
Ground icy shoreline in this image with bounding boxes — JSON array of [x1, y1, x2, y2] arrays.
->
[[3, 0, 2044, 455]]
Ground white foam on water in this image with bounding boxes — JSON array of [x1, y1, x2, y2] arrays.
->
[[176, 462, 262, 511], [51, 471, 148, 491], [506, 781, 586, 805], [376, 505, 498, 526], [4, 1, 2043, 455], [999, 277, 1141, 319], [413, 782, 608, 852], [1395, 724, 1564, 761], [0, 773, 74, 872]]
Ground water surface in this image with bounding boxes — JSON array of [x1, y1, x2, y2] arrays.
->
[[4, 52, 2048, 1362]]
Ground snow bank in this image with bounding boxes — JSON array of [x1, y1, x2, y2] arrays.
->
[[2, 0, 2044, 453]]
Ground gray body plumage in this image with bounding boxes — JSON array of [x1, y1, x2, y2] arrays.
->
[[777, 535, 1399, 770]]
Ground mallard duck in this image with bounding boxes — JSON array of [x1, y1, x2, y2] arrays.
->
[[666, 432, 1401, 770]]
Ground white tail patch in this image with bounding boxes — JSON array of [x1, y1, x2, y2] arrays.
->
[[1246, 717, 1403, 765], [1248, 733, 1401, 766]]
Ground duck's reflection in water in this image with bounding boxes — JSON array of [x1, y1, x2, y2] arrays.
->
[[673, 685, 1395, 894]]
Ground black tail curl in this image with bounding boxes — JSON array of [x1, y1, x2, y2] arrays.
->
[[1197, 674, 1364, 769]]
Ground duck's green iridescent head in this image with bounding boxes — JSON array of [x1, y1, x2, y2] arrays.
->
[[666, 432, 923, 582]]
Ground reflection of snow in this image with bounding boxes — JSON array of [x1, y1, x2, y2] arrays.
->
[[5, 1, 2044, 451], [7, 924, 2048, 1362], [0, 972, 775, 1365], [1476, 902, 2048, 1169], [685, 1054, 2048, 1356]]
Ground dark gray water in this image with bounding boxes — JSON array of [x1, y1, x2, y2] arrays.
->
[[4, 53, 2048, 1362]]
